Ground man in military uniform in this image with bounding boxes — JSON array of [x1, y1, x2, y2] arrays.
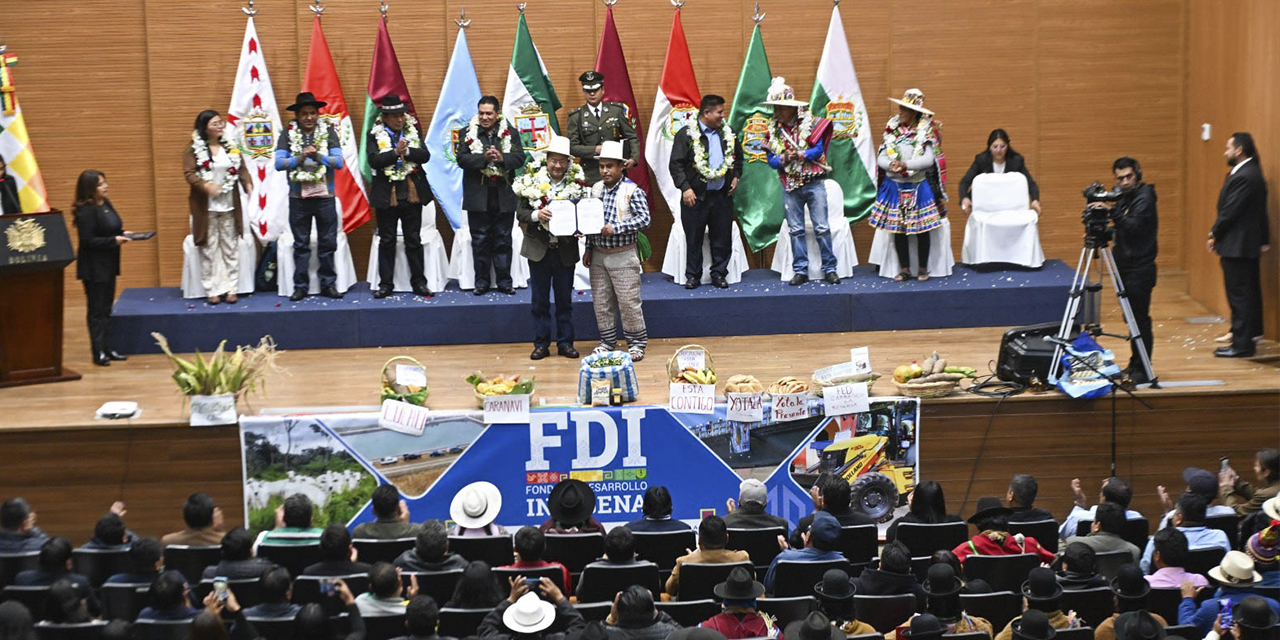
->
[[567, 70, 639, 183]]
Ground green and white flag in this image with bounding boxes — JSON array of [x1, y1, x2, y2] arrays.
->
[[503, 12, 561, 153], [728, 23, 785, 252], [809, 4, 876, 222]]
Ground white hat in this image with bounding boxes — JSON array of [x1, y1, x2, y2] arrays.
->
[[888, 88, 934, 116], [449, 481, 502, 529], [502, 592, 555, 633], [545, 135, 571, 158], [1263, 495, 1280, 521], [596, 140, 627, 161], [1208, 550, 1263, 587], [761, 77, 807, 107]]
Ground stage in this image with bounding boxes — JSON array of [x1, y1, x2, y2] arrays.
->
[[109, 262, 1075, 353]]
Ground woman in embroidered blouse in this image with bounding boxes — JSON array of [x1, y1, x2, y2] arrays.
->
[[183, 109, 251, 304]]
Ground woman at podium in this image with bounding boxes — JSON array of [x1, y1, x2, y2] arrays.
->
[[73, 170, 131, 366]]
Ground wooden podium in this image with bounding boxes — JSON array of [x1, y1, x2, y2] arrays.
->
[[0, 211, 81, 387]]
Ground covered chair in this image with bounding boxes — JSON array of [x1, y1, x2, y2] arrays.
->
[[961, 172, 1044, 268], [275, 220, 359, 296], [180, 229, 258, 299], [446, 209, 530, 290], [364, 202, 451, 293], [661, 204, 750, 286], [868, 211, 956, 279], [770, 179, 859, 281]]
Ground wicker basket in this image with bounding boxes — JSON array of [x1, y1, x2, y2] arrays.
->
[[380, 356, 429, 406], [810, 374, 878, 397], [666, 344, 717, 382], [895, 379, 960, 398]]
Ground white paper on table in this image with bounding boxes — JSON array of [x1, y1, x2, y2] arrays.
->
[[395, 364, 427, 388], [676, 349, 707, 371], [576, 198, 605, 234], [849, 347, 872, 375], [546, 200, 578, 237]]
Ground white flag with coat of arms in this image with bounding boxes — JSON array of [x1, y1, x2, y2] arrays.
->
[[227, 16, 288, 243]]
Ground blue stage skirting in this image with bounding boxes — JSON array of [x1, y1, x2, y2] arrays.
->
[[111, 262, 1073, 354]]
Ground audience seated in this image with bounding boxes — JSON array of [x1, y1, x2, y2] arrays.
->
[[887, 480, 965, 542], [929, 550, 988, 594], [1177, 550, 1280, 637], [895, 562, 992, 639], [43, 578, 94, 624], [953, 497, 1054, 565], [722, 479, 790, 536], [1058, 477, 1145, 541], [202, 526, 276, 580], [82, 505, 133, 550], [1093, 565, 1165, 640], [137, 570, 200, 621], [666, 515, 749, 598], [1155, 467, 1236, 530], [1219, 596, 1279, 640], [1219, 448, 1280, 517], [1056, 542, 1107, 590], [892, 613, 945, 640], [814, 568, 874, 635], [446, 560, 503, 609], [783, 612, 842, 640], [395, 520, 468, 573], [14, 537, 95, 603], [625, 486, 694, 533], [1245, 520, 1280, 587], [503, 526, 572, 595], [302, 524, 372, 577], [577, 527, 651, 598], [539, 480, 606, 535], [764, 511, 844, 593], [355, 561, 414, 616], [791, 477, 874, 549], [1143, 528, 1206, 589], [255, 494, 324, 547], [296, 580, 365, 640], [1007, 475, 1055, 523], [102, 619, 131, 640], [993, 568, 1084, 640], [449, 481, 508, 537], [390, 595, 441, 640], [353, 484, 422, 540], [1109, 611, 1165, 640], [479, 571, 584, 640], [0, 497, 49, 554], [605, 584, 679, 639], [1140, 493, 1229, 573], [1063, 503, 1141, 564], [854, 541, 927, 609], [700, 566, 779, 639], [241, 567, 299, 619], [160, 493, 226, 548], [105, 536, 163, 585], [0, 601, 35, 639]]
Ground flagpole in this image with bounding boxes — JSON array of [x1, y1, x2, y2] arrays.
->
[[309, 0, 324, 17]]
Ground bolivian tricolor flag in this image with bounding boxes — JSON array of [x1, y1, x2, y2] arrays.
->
[[0, 51, 49, 213]]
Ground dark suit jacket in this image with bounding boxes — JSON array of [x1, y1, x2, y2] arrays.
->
[[669, 124, 743, 200], [300, 559, 372, 577], [1213, 159, 1270, 259], [454, 123, 526, 213], [366, 129, 432, 209], [516, 191, 581, 266], [0, 175, 21, 214], [957, 151, 1040, 202], [74, 201, 123, 282]]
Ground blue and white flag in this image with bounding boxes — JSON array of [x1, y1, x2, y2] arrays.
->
[[425, 28, 481, 231]]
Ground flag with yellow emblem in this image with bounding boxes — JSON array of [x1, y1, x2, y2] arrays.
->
[[0, 49, 49, 213]]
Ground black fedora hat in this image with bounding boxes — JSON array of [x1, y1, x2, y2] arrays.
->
[[1110, 564, 1151, 601], [548, 479, 596, 525], [1234, 595, 1280, 631], [900, 614, 947, 639], [714, 566, 766, 600], [1012, 609, 1058, 640], [813, 568, 856, 601], [1113, 611, 1165, 640], [783, 612, 845, 640], [1021, 567, 1064, 603], [968, 496, 1013, 525], [377, 94, 408, 115], [286, 91, 327, 112], [923, 562, 963, 597]]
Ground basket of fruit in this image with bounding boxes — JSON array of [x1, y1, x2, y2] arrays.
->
[[466, 371, 535, 408], [578, 351, 640, 405], [380, 356, 429, 406], [723, 374, 764, 394], [893, 351, 976, 398], [766, 376, 810, 396], [667, 345, 717, 386]]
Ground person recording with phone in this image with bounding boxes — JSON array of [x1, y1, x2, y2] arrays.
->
[[1088, 157, 1158, 383]]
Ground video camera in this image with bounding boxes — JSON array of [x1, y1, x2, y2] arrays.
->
[[1080, 182, 1123, 248]]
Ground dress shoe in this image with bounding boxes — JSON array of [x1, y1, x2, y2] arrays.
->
[[497, 285, 516, 295], [711, 275, 728, 289], [289, 289, 307, 302], [107, 351, 128, 362], [558, 344, 580, 358], [224, 293, 238, 304], [685, 278, 700, 290], [93, 352, 111, 367], [373, 285, 393, 299], [1214, 346, 1255, 358], [823, 271, 841, 285], [321, 285, 343, 299], [530, 345, 550, 360], [474, 285, 490, 296], [412, 283, 433, 297], [789, 273, 809, 286]]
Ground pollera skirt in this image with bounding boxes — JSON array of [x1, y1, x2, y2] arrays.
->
[[868, 178, 943, 235]]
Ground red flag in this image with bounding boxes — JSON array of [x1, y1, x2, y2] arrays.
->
[[304, 16, 372, 233], [595, 6, 651, 197], [359, 16, 415, 184]]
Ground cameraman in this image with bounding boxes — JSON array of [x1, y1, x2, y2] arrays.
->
[[1089, 157, 1158, 382]]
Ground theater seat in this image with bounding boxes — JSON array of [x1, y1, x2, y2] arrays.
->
[[770, 179, 859, 281], [961, 172, 1044, 268]]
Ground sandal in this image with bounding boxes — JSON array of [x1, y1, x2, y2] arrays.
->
[[225, 293, 238, 304], [893, 270, 910, 282], [917, 272, 930, 282], [207, 296, 221, 305]]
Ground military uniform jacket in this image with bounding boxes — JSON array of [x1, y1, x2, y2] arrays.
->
[[566, 101, 639, 181]]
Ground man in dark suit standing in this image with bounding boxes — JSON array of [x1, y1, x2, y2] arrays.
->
[[455, 96, 526, 295], [669, 95, 742, 289], [515, 136, 582, 360], [1209, 132, 1270, 358], [366, 95, 433, 299]]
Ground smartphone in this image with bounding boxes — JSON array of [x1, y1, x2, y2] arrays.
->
[[1220, 456, 1230, 472], [213, 577, 228, 603], [525, 577, 541, 588], [1219, 598, 1234, 629], [319, 578, 335, 596]]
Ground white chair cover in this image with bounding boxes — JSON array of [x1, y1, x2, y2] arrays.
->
[[660, 201, 750, 285], [275, 220, 359, 295], [868, 217, 956, 278], [180, 230, 258, 299], [573, 237, 592, 290], [770, 179, 859, 280], [445, 210, 530, 290], [960, 172, 1045, 268], [364, 202, 452, 293]]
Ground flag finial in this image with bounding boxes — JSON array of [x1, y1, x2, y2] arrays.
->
[[517, 2, 526, 13], [309, 1, 325, 16], [752, 2, 765, 22], [456, 8, 471, 27], [832, 0, 840, 4], [670, 0, 685, 7], [380, 1, 389, 16], [602, 0, 619, 6], [242, 0, 258, 16]]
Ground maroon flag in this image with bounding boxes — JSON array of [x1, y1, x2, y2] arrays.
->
[[595, 6, 651, 197]]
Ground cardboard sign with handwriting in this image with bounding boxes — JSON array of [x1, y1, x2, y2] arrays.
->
[[669, 383, 715, 414], [726, 393, 764, 422], [484, 394, 531, 424], [823, 382, 870, 416], [771, 392, 809, 422]]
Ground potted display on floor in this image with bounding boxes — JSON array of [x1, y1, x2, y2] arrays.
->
[[152, 332, 281, 426]]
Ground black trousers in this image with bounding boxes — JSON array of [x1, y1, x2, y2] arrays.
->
[[1117, 263, 1157, 369], [375, 202, 426, 289], [288, 196, 339, 290], [528, 251, 576, 348], [83, 278, 115, 356], [681, 189, 734, 280], [470, 209, 514, 289], [893, 232, 931, 272], [1221, 256, 1263, 351]]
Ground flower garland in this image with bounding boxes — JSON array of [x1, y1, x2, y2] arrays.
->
[[767, 109, 815, 180], [190, 130, 241, 194], [372, 114, 423, 181], [688, 122, 736, 181], [880, 113, 947, 199], [287, 119, 331, 183], [513, 159, 589, 210], [465, 116, 514, 179]]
